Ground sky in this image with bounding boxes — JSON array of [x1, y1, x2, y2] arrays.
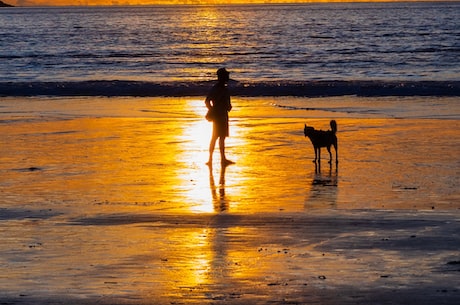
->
[[3, 0, 445, 7]]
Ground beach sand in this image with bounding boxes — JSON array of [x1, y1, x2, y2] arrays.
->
[[0, 96, 459, 304]]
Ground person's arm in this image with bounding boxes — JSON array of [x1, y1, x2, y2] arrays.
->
[[227, 96, 232, 112], [226, 88, 232, 112], [205, 95, 212, 110], [205, 85, 216, 110]]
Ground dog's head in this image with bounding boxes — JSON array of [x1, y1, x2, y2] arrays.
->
[[304, 124, 314, 137]]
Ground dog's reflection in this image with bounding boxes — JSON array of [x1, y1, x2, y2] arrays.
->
[[305, 162, 338, 209], [313, 162, 337, 185], [208, 164, 229, 212]]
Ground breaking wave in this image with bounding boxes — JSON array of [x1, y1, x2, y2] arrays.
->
[[1, 80, 459, 97]]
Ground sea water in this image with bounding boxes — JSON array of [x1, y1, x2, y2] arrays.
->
[[0, 2, 459, 96]]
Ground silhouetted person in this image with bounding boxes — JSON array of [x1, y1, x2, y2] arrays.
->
[[205, 68, 233, 166]]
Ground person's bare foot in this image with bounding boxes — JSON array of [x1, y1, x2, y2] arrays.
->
[[221, 159, 234, 166]]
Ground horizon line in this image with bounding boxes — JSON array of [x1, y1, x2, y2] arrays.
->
[[3, 0, 460, 9]]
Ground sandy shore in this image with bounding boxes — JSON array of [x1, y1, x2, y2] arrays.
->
[[1, 210, 459, 305], [0, 96, 459, 304]]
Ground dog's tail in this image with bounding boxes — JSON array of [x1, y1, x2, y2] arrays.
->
[[330, 120, 337, 134]]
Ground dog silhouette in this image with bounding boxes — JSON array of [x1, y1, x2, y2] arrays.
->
[[304, 120, 338, 164]]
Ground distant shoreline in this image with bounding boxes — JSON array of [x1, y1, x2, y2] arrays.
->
[[0, 1, 13, 7]]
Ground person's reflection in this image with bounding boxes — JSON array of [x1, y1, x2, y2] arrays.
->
[[208, 164, 229, 212], [305, 162, 338, 209]]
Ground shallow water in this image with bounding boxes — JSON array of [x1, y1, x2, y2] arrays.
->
[[1, 96, 458, 214]]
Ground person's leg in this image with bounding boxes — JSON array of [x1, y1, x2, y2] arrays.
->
[[207, 135, 218, 165], [219, 136, 233, 165], [219, 136, 226, 162]]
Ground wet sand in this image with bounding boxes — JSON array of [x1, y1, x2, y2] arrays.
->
[[0, 97, 459, 304]]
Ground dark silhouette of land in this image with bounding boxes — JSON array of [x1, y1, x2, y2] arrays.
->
[[0, 1, 13, 7]]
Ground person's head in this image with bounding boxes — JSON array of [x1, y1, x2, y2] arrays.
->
[[217, 67, 230, 83]]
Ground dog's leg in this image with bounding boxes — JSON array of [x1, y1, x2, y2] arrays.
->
[[327, 146, 332, 164], [335, 144, 338, 164], [334, 138, 338, 164], [313, 146, 318, 163]]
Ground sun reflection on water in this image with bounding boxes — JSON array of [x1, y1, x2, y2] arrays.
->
[[173, 98, 252, 214]]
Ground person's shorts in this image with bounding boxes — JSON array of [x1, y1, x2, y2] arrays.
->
[[213, 116, 229, 138]]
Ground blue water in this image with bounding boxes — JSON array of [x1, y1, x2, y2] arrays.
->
[[0, 2, 459, 96]]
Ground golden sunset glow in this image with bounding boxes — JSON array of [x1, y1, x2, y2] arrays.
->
[[174, 98, 249, 213], [5, 0, 440, 7], [7, 0, 295, 6], [174, 99, 215, 213]]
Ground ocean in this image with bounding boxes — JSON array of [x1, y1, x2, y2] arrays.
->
[[1, 2, 459, 97]]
